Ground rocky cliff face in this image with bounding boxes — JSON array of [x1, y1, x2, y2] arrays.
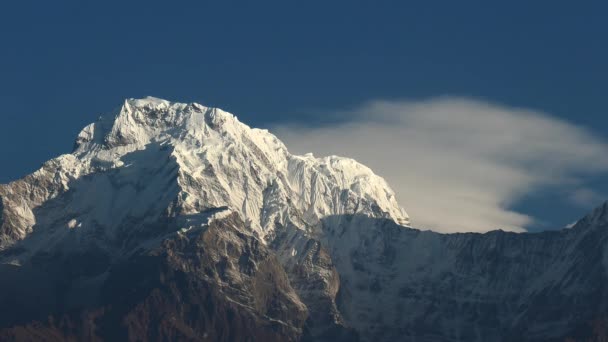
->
[[0, 212, 308, 341], [0, 97, 607, 342], [318, 213, 608, 341]]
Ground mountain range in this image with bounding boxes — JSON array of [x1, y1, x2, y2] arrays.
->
[[1, 97, 607, 342]]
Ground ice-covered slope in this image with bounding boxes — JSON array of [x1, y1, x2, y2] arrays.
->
[[0, 97, 408, 259]]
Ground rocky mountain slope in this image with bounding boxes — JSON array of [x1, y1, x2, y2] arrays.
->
[[1, 97, 607, 341]]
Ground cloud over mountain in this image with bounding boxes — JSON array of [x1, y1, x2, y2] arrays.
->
[[273, 97, 608, 233]]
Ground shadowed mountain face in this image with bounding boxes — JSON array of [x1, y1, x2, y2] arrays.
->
[[1, 98, 608, 342], [319, 214, 608, 342], [0, 213, 308, 342]]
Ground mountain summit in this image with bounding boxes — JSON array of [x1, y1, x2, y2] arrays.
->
[[1, 97, 408, 257], [1, 98, 608, 342]]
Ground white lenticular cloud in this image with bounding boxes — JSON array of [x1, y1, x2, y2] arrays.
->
[[272, 97, 608, 233]]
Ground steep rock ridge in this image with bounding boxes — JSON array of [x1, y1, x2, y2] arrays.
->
[[0, 143, 182, 264], [271, 225, 357, 341], [572, 201, 608, 230], [0, 154, 84, 249]]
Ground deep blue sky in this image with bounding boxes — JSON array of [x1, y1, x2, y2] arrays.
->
[[1, 1, 607, 229]]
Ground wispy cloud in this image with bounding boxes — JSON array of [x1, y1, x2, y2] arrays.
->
[[273, 97, 608, 233]]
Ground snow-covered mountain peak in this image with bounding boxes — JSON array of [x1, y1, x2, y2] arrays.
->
[[127, 96, 172, 109], [1, 97, 409, 254], [73, 96, 242, 152]]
